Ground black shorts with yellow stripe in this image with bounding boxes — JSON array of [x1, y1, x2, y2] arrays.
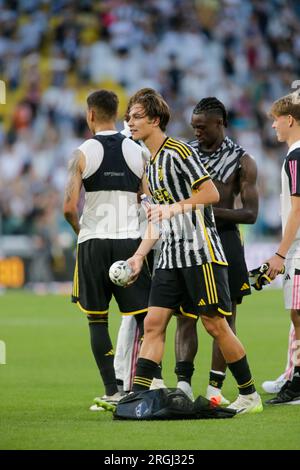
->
[[72, 238, 152, 316], [149, 263, 232, 318], [218, 225, 251, 304]]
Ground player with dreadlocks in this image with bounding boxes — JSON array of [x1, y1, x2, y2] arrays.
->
[[174, 97, 259, 404]]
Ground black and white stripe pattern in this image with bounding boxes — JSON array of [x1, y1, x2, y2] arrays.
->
[[146, 137, 227, 269], [189, 136, 245, 183]]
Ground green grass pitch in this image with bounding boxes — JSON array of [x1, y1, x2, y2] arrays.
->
[[0, 289, 299, 450]]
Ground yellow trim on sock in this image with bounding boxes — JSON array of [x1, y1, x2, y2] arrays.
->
[[238, 379, 254, 389]]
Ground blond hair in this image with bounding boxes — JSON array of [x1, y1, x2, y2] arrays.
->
[[270, 91, 300, 122]]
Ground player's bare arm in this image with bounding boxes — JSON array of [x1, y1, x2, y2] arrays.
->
[[266, 195, 300, 279], [137, 174, 151, 202], [212, 153, 258, 224], [127, 222, 160, 283], [148, 178, 219, 224], [63, 149, 85, 235]]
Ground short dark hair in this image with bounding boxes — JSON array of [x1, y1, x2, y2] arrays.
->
[[87, 90, 119, 121], [193, 97, 228, 127], [127, 88, 170, 131]]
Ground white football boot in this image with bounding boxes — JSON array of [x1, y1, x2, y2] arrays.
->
[[227, 391, 263, 414], [177, 381, 194, 401], [89, 391, 123, 411], [206, 385, 230, 405], [262, 373, 287, 394]]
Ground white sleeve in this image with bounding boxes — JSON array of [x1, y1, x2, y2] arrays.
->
[[121, 121, 132, 137], [78, 139, 104, 179], [122, 137, 145, 178]]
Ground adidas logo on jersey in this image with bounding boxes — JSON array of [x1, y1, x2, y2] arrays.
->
[[284, 274, 291, 280], [240, 283, 250, 291], [198, 298, 206, 306]]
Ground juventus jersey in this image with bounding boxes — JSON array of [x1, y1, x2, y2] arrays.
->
[[146, 137, 227, 269], [281, 144, 300, 258]]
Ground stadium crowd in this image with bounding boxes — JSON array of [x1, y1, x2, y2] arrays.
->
[[0, 0, 299, 280]]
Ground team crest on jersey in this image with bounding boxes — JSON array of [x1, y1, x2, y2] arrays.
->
[[153, 188, 174, 203]]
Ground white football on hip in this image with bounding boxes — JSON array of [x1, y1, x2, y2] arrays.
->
[[109, 260, 132, 287]]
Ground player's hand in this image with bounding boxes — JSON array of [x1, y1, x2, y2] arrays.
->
[[147, 205, 172, 224], [126, 254, 144, 285], [265, 255, 285, 280]]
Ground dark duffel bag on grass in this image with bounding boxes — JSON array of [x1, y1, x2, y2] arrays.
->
[[113, 388, 236, 420]]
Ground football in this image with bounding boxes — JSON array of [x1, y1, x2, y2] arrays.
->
[[109, 260, 132, 287]]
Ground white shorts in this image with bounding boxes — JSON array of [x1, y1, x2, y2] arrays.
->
[[283, 257, 300, 309]]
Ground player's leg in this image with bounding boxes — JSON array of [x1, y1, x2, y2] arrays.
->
[[72, 239, 122, 409], [289, 309, 300, 388], [201, 313, 262, 413], [266, 261, 300, 404], [207, 228, 251, 403], [114, 315, 138, 392], [132, 306, 174, 391], [88, 313, 119, 396], [210, 305, 236, 372], [262, 322, 295, 393], [175, 315, 197, 400], [183, 263, 262, 413], [261, 258, 297, 393], [135, 311, 167, 389], [206, 303, 236, 404], [266, 309, 300, 405], [113, 238, 154, 391], [285, 321, 297, 380], [132, 268, 182, 392]]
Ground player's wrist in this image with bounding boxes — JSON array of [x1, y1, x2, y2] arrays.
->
[[134, 252, 146, 259], [170, 203, 182, 217], [275, 252, 286, 260]]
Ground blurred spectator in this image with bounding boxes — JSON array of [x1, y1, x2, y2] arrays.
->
[[0, 0, 299, 281]]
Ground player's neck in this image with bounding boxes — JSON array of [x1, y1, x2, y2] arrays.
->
[[144, 130, 167, 159], [199, 134, 225, 153], [287, 132, 300, 149], [93, 122, 116, 133]]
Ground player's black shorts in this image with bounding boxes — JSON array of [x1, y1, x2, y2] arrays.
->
[[72, 238, 152, 316], [149, 263, 232, 319], [218, 225, 251, 304]]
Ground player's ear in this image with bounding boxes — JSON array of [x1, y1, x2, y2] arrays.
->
[[91, 108, 96, 122], [216, 117, 223, 128], [288, 114, 294, 127], [151, 116, 161, 128]]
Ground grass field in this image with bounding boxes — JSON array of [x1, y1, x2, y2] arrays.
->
[[0, 289, 299, 450]]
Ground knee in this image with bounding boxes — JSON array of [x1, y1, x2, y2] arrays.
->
[[201, 315, 226, 339], [144, 314, 165, 338]]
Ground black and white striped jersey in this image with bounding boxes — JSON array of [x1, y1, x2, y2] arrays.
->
[[146, 137, 227, 269], [189, 136, 245, 183]]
